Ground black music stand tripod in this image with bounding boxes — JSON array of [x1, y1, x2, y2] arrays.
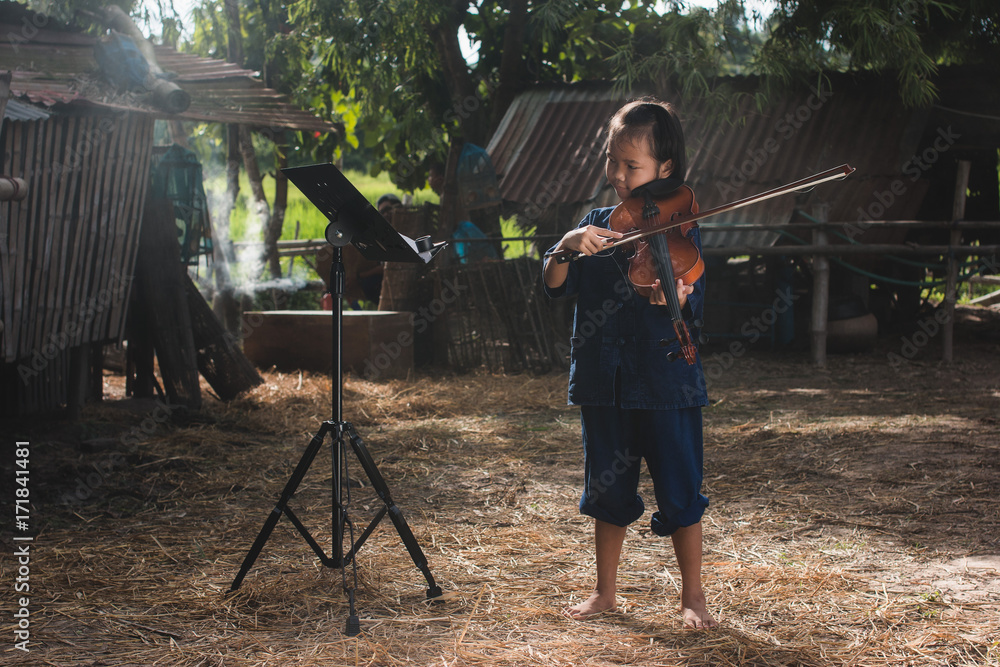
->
[[230, 164, 447, 635]]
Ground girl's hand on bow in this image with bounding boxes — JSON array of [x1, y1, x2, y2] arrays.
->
[[557, 225, 623, 257]]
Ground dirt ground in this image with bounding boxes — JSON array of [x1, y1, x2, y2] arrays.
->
[[3, 305, 999, 666]]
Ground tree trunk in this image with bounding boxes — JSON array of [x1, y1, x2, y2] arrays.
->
[[491, 0, 527, 133], [431, 1, 483, 145], [439, 139, 465, 236], [224, 0, 244, 65], [264, 132, 289, 279], [214, 0, 245, 328], [209, 124, 241, 333], [237, 125, 273, 279], [220, 126, 241, 264], [226, 0, 279, 280]]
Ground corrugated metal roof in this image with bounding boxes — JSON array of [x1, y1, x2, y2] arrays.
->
[[487, 76, 935, 249], [488, 84, 627, 206], [0, 6, 334, 132], [2, 98, 50, 121], [153, 47, 259, 81]]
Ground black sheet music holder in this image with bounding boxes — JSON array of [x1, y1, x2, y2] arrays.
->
[[230, 163, 447, 635]]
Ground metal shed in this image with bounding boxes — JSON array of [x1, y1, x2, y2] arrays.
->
[[486, 74, 938, 246], [0, 3, 335, 415]]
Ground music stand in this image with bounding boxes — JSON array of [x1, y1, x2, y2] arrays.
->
[[230, 163, 447, 635]]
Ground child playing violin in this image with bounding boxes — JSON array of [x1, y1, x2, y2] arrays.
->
[[542, 98, 716, 629]]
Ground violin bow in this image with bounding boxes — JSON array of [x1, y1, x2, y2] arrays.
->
[[550, 163, 855, 264]]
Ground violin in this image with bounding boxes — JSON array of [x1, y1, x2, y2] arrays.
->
[[546, 164, 856, 365], [610, 178, 704, 365], [549, 164, 855, 264]]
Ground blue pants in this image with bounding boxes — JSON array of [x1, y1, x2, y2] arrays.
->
[[579, 404, 708, 535]]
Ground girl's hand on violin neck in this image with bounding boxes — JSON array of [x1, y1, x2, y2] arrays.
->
[[558, 225, 623, 257], [649, 278, 693, 308]]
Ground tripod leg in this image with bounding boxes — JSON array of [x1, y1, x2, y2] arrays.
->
[[345, 424, 443, 599], [230, 424, 332, 591], [330, 424, 349, 569]]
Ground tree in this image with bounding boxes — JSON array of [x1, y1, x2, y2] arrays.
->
[[164, 0, 1000, 243], [27, 0, 998, 264], [284, 0, 686, 230], [746, 0, 998, 108], [609, 1, 770, 115], [177, 0, 306, 282]]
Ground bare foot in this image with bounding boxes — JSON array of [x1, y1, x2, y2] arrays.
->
[[681, 593, 717, 629], [562, 591, 616, 620]]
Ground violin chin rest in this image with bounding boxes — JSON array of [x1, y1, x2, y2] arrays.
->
[[631, 176, 685, 199]]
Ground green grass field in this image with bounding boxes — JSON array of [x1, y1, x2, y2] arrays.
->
[[208, 168, 538, 286], [216, 169, 439, 243]]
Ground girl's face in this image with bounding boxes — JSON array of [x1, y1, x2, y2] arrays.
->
[[605, 135, 673, 201]]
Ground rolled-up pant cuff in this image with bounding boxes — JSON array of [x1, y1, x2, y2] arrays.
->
[[579, 493, 645, 528], [650, 494, 709, 536]]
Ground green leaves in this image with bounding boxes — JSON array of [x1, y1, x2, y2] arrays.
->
[[81, 0, 995, 188], [758, 0, 991, 107]]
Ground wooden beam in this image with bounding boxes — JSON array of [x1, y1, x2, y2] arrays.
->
[[700, 244, 1000, 256], [700, 220, 1000, 231], [0, 176, 27, 201], [969, 289, 1000, 307]]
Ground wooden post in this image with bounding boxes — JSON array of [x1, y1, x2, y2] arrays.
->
[[0, 71, 10, 121], [810, 203, 830, 367], [131, 197, 202, 409], [377, 206, 439, 365], [943, 160, 970, 363], [66, 345, 91, 420]]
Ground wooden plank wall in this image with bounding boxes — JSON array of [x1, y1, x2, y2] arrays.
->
[[0, 113, 153, 413]]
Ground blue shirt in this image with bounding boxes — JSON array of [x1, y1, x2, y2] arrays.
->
[[544, 206, 709, 410]]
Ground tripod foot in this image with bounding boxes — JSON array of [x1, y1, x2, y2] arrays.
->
[[427, 585, 444, 601], [346, 614, 361, 636]]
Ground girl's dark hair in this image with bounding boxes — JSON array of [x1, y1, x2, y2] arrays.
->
[[606, 98, 687, 180]]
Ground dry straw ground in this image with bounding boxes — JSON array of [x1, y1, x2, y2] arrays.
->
[[4, 306, 1000, 666]]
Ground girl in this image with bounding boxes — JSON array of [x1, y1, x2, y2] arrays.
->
[[542, 98, 716, 629]]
